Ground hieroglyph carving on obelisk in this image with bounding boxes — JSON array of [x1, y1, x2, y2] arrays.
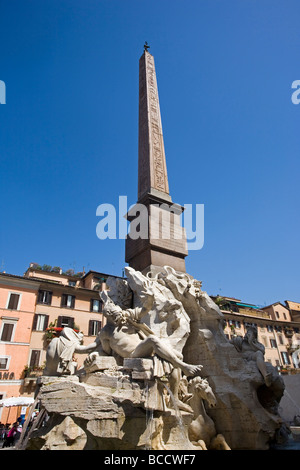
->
[[126, 47, 188, 274], [138, 51, 169, 200]]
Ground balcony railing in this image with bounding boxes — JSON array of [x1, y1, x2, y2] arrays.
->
[[23, 367, 44, 385]]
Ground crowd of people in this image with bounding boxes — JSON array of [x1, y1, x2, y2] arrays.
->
[[0, 410, 39, 448], [0, 419, 23, 448]]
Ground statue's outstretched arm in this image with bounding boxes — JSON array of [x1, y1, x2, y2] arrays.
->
[[74, 336, 101, 353]]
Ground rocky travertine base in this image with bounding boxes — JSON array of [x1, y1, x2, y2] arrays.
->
[[26, 353, 287, 450], [26, 357, 195, 450], [26, 266, 289, 451], [180, 293, 287, 450]]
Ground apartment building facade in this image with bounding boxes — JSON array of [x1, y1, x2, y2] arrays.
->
[[0, 273, 40, 423], [285, 300, 300, 323], [263, 301, 300, 369], [0, 265, 118, 423]]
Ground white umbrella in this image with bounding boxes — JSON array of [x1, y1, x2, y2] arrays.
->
[[0, 396, 34, 408]]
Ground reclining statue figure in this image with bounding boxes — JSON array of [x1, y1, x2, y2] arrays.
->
[[84, 284, 203, 412]]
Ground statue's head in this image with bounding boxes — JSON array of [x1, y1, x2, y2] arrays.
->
[[100, 290, 124, 324], [245, 325, 258, 341], [188, 376, 217, 408], [104, 304, 123, 323]]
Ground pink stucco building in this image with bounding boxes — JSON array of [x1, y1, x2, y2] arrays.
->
[[0, 273, 39, 424]]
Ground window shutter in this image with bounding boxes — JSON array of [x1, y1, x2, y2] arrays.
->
[[71, 296, 75, 309], [8, 294, 19, 310], [32, 315, 38, 331], [90, 299, 94, 312], [44, 315, 49, 330], [1, 323, 14, 342], [57, 316, 62, 327], [29, 350, 41, 368], [69, 317, 74, 329], [88, 320, 93, 336], [47, 292, 53, 305]]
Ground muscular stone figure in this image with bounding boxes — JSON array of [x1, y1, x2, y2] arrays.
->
[[230, 326, 272, 386], [84, 287, 203, 411], [101, 291, 201, 375]]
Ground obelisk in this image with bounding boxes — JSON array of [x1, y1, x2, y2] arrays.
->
[[125, 45, 188, 275]]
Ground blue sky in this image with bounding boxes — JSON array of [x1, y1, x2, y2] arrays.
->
[[0, 0, 299, 306]]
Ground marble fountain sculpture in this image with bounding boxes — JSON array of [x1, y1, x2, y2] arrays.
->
[[26, 266, 287, 450]]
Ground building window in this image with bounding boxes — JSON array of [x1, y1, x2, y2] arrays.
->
[[278, 334, 284, 345], [270, 339, 277, 348], [68, 281, 76, 287], [267, 325, 273, 333], [90, 299, 102, 313], [0, 321, 17, 342], [88, 320, 101, 336], [38, 290, 52, 305], [57, 316, 74, 329], [29, 350, 41, 368], [61, 294, 75, 309], [32, 314, 49, 332], [281, 352, 290, 365], [0, 357, 9, 370], [7, 293, 20, 310]]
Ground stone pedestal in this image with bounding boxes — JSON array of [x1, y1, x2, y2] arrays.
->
[[83, 355, 117, 374], [27, 357, 194, 451]]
